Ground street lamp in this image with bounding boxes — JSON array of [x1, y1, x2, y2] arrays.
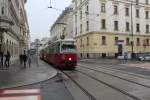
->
[[143, 39, 147, 53], [130, 0, 134, 59]]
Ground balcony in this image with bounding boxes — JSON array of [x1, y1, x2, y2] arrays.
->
[[0, 16, 14, 31]]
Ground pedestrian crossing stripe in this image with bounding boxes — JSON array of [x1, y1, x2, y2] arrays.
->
[[0, 95, 40, 100], [3, 89, 40, 94], [0, 89, 40, 100]]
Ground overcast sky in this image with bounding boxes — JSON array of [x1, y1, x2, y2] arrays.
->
[[25, 0, 71, 42]]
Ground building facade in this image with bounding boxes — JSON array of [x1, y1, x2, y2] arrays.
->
[[72, 0, 150, 58], [0, 0, 29, 61], [50, 6, 73, 41]]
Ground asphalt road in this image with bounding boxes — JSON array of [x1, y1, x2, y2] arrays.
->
[[16, 74, 75, 100]]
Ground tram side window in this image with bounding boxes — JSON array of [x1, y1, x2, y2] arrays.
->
[[49, 45, 54, 54], [56, 43, 60, 53], [51, 45, 54, 53]]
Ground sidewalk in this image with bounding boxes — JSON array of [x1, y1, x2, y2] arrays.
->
[[79, 58, 143, 64], [0, 56, 57, 89]]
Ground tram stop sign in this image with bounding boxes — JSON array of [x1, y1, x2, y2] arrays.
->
[[0, 89, 40, 100]]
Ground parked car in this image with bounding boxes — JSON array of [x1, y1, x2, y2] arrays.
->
[[138, 54, 150, 61]]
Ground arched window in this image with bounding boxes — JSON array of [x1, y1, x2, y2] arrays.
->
[[6, 39, 8, 51]]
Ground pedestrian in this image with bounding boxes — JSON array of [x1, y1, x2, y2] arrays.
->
[[19, 53, 23, 65], [28, 53, 31, 67], [4, 51, 10, 68], [124, 52, 128, 63], [22, 51, 27, 68], [0, 52, 4, 68]]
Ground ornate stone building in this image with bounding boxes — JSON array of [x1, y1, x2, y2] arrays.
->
[[50, 5, 73, 41], [0, 0, 29, 61]]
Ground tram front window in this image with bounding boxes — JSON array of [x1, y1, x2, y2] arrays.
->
[[61, 44, 76, 53]]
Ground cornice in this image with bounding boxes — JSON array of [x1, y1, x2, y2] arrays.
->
[[74, 31, 150, 39]]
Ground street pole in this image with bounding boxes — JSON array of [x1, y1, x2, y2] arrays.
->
[[130, 0, 134, 59]]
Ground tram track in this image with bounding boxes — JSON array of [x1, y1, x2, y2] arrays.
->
[[61, 71, 96, 100], [60, 62, 150, 100], [61, 70, 140, 100], [79, 62, 150, 81], [75, 68, 142, 100], [78, 64, 150, 89], [75, 64, 150, 100]]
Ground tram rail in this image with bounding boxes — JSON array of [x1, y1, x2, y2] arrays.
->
[[78, 64, 150, 89]]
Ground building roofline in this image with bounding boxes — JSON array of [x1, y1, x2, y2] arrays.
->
[[50, 6, 73, 32]]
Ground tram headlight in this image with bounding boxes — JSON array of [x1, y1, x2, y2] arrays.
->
[[69, 58, 72, 61]]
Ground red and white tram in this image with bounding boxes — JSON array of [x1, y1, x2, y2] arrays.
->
[[40, 39, 77, 69]]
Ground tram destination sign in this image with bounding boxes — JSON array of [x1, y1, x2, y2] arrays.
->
[[62, 41, 74, 45]]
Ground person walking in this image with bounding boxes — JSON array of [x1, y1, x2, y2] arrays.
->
[[4, 51, 10, 68], [0, 52, 4, 68], [23, 51, 27, 68], [124, 52, 128, 63], [28, 53, 31, 67], [19, 53, 23, 65]]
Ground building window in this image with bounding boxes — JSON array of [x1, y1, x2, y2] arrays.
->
[[101, 19, 106, 29], [126, 37, 130, 45], [80, 10, 82, 19], [75, 14, 77, 23], [125, 7, 129, 16], [114, 5, 118, 15], [126, 22, 130, 32], [114, 21, 118, 31], [136, 23, 140, 32], [87, 37, 89, 46], [86, 5, 89, 14], [137, 38, 140, 46], [146, 24, 149, 33], [80, 24, 82, 33], [146, 0, 149, 5], [80, 38, 82, 47], [6, 40, 8, 51], [1, 6, 4, 15], [80, 0, 82, 4], [146, 11, 149, 19], [146, 39, 149, 46], [136, 0, 139, 5], [75, 27, 77, 35], [115, 37, 118, 45], [102, 36, 106, 45], [101, 3, 106, 13], [86, 21, 89, 31], [136, 9, 140, 18]]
